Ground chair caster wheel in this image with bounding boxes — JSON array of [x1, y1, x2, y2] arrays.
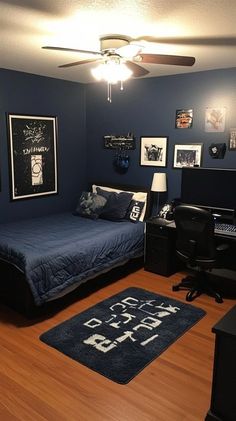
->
[[186, 291, 194, 301], [172, 285, 179, 291]]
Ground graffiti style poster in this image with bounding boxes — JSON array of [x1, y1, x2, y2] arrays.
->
[[7, 114, 58, 200]]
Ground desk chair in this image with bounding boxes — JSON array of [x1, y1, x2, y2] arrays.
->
[[172, 205, 227, 303]]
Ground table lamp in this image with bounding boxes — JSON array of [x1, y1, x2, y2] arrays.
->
[[151, 172, 167, 216]]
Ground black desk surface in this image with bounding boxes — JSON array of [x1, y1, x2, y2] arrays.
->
[[212, 305, 236, 338], [147, 217, 236, 239]]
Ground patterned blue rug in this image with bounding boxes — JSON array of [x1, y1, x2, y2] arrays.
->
[[40, 287, 206, 384]]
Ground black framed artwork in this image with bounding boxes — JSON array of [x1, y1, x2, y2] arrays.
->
[[140, 136, 168, 167], [7, 113, 58, 200]]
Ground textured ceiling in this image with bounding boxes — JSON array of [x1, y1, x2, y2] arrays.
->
[[0, 0, 236, 83]]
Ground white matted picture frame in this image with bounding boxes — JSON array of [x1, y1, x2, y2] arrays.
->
[[7, 113, 58, 200], [173, 143, 203, 168], [140, 136, 168, 167], [205, 107, 226, 132]]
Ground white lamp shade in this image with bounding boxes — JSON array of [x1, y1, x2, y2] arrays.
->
[[151, 173, 167, 192]]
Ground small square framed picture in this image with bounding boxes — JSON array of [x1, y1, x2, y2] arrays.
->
[[140, 136, 168, 167], [173, 143, 203, 168], [175, 109, 193, 129], [205, 107, 226, 132]]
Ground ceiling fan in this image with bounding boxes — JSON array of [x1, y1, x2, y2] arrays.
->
[[42, 34, 196, 79]]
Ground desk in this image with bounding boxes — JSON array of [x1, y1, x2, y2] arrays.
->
[[205, 305, 236, 421], [144, 217, 236, 278]]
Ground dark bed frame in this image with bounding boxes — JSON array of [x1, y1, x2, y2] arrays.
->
[[0, 183, 151, 318]]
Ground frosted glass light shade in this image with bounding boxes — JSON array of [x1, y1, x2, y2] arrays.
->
[[91, 60, 132, 84]]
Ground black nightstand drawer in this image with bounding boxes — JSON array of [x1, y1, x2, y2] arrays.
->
[[145, 236, 174, 276], [146, 223, 170, 238], [144, 218, 179, 276]]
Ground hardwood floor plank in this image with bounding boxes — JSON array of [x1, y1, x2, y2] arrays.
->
[[0, 268, 235, 420]]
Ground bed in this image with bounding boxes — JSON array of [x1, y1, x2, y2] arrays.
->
[[0, 183, 150, 317]]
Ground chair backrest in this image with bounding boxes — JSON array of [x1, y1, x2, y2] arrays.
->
[[174, 204, 216, 265]]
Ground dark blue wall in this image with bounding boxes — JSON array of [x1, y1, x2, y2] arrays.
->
[[0, 69, 86, 223], [86, 67, 236, 205], [1, 67, 235, 224]]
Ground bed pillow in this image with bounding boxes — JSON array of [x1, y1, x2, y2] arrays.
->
[[92, 184, 148, 221], [75, 191, 107, 219], [126, 200, 145, 223], [97, 187, 133, 221]]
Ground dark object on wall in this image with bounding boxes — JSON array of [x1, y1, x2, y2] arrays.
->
[[7, 113, 58, 200], [205, 305, 236, 421], [209, 143, 226, 159], [104, 133, 135, 150], [113, 151, 130, 174]]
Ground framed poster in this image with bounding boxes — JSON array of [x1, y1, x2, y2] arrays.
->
[[173, 143, 203, 168], [7, 114, 58, 200], [140, 136, 168, 167]]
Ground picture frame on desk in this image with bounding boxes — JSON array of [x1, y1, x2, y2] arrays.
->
[[173, 143, 203, 168], [140, 136, 168, 167]]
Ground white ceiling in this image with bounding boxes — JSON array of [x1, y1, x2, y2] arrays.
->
[[0, 0, 236, 84]]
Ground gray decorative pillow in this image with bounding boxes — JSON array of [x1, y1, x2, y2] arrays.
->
[[75, 192, 107, 219]]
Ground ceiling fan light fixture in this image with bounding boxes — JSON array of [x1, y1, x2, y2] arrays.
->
[[91, 57, 133, 102], [116, 44, 142, 58]]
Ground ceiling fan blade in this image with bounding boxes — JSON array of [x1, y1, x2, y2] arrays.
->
[[135, 53, 195, 66], [59, 58, 101, 68], [42, 46, 102, 56], [135, 36, 236, 46], [125, 61, 149, 77]]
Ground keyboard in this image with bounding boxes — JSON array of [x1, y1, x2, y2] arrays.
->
[[214, 223, 236, 237]]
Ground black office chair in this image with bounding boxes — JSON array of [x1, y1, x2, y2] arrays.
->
[[172, 205, 228, 303]]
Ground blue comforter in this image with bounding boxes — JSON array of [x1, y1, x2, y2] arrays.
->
[[0, 213, 144, 305]]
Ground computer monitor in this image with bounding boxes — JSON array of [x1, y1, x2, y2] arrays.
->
[[181, 167, 236, 212]]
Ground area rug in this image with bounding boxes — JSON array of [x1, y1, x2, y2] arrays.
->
[[40, 287, 206, 384]]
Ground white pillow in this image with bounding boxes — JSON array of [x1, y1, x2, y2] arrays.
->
[[92, 184, 148, 221]]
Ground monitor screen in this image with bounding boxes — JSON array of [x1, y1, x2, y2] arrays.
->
[[181, 167, 236, 211]]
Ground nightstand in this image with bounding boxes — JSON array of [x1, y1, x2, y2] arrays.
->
[[144, 217, 179, 276]]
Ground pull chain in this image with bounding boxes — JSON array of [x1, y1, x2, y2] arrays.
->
[[107, 83, 112, 103]]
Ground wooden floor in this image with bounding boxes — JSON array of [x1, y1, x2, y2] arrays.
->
[[0, 268, 235, 421]]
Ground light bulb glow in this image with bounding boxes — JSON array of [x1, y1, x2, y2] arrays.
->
[[91, 56, 133, 102], [91, 57, 132, 84]]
